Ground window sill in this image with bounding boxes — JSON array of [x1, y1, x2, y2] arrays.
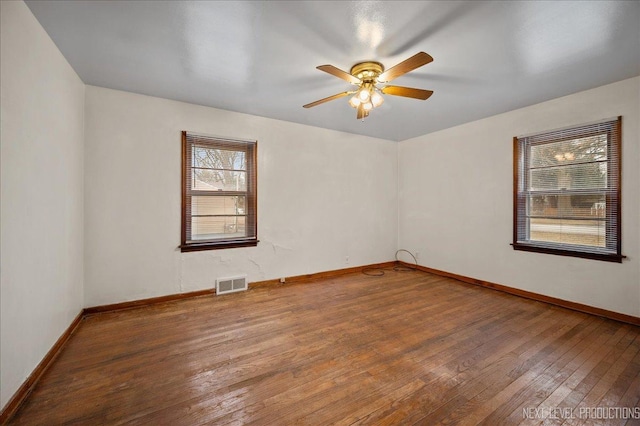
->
[[511, 242, 624, 263], [180, 239, 259, 252]]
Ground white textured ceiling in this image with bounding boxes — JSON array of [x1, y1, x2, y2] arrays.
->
[[25, 0, 640, 141]]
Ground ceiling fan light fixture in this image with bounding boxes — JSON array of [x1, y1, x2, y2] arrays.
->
[[349, 95, 361, 108], [371, 90, 384, 107], [358, 88, 370, 102], [363, 101, 373, 111]]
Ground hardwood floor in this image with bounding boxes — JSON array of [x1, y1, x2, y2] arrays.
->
[[8, 269, 640, 425]]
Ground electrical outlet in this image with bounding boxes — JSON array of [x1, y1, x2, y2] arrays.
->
[[280, 277, 285, 283]]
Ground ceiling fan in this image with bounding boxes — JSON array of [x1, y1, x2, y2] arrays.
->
[[303, 52, 434, 120]]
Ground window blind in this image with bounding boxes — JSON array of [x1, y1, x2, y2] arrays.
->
[[181, 131, 257, 251], [513, 117, 622, 262]]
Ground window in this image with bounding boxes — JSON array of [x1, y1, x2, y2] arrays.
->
[[181, 131, 257, 251], [513, 117, 623, 262]]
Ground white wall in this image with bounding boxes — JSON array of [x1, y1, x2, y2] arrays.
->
[[0, 1, 85, 409], [399, 77, 640, 317], [84, 86, 398, 306]]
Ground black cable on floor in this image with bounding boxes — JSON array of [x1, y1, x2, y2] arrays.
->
[[362, 249, 419, 276]]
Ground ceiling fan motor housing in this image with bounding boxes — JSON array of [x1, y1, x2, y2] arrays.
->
[[350, 61, 384, 82]]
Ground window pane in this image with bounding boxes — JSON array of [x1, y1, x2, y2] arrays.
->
[[193, 146, 246, 170], [528, 194, 606, 218], [529, 218, 605, 248], [529, 162, 607, 191], [192, 196, 246, 216], [193, 169, 246, 191], [191, 216, 246, 240], [529, 134, 607, 168]]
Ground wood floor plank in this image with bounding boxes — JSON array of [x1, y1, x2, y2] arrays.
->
[[7, 269, 640, 425], [421, 316, 602, 426], [455, 323, 630, 426]]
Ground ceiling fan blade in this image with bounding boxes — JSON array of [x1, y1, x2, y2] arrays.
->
[[377, 52, 433, 83], [317, 65, 361, 85], [381, 85, 434, 100], [303, 91, 352, 108]]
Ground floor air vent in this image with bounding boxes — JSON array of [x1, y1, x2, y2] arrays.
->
[[216, 275, 248, 295]]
